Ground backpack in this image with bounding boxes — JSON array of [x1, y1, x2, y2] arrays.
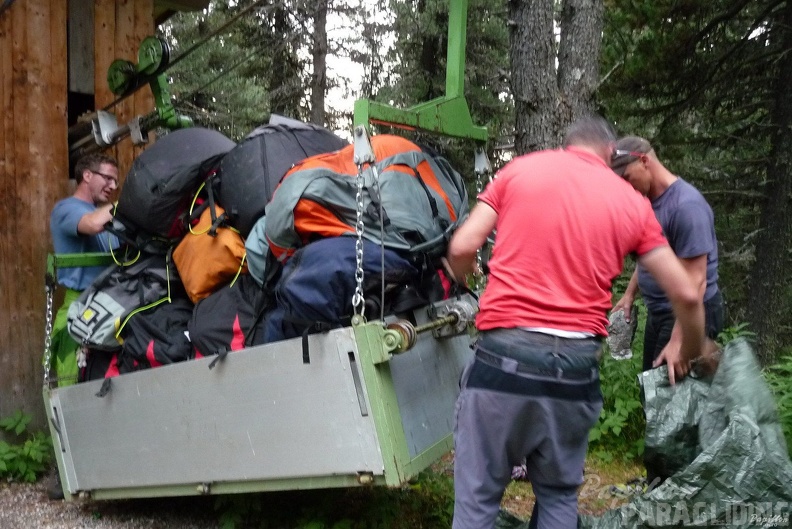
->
[[263, 237, 420, 345], [217, 115, 348, 237], [114, 127, 236, 240], [173, 204, 248, 303], [117, 296, 195, 373], [66, 254, 180, 350], [264, 135, 469, 263], [188, 274, 270, 357]]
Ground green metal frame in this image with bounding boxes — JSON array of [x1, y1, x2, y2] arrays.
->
[[353, 0, 488, 142], [353, 322, 455, 486], [43, 319, 457, 499], [46, 253, 115, 284]]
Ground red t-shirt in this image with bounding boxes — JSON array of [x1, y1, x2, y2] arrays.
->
[[476, 147, 667, 336]]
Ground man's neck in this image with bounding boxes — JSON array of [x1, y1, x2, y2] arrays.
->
[[72, 185, 95, 205], [649, 164, 678, 200]]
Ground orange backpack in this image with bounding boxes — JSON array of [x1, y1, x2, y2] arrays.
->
[[264, 135, 468, 262], [173, 205, 247, 303]]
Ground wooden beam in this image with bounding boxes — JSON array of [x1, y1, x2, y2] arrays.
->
[[132, 0, 154, 161]]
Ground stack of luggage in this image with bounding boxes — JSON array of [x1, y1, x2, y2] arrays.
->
[[66, 115, 468, 382]]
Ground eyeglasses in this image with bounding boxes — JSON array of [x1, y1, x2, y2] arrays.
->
[[612, 150, 645, 159], [91, 170, 119, 186]]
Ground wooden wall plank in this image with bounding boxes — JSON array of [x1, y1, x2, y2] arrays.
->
[[22, 0, 53, 403], [114, 0, 136, 177], [50, 0, 69, 191], [94, 0, 118, 162], [0, 0, 15, 415], [37, 0, 70, 402], [2, 0, 29, 421], [132, 0, 155, 161]]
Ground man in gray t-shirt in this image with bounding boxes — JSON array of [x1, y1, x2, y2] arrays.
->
[[610, 137, 723, 486], [610, 136, 723, 371]]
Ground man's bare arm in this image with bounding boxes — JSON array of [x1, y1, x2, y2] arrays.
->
[[638, 247, 705, 384], [446, 202, 498, 282]]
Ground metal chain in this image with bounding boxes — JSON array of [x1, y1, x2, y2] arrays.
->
[[475, 171, 484, 284], [351, 164, 366, 318], [474, 169, 490, 291], [42, 283, 55, 387]]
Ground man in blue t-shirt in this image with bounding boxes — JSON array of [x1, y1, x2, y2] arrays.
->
[[47, 153, 119, 499], [610, 136, 723, 485], [49, 153, 119, 385]]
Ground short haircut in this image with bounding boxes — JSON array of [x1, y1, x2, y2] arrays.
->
[[562, 115, 616, 149], [74, 153, 118, 183]]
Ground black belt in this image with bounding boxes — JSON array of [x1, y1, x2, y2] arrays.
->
[[475, 348, 597, 381]]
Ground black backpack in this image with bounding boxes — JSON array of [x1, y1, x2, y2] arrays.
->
[[115, 127, 236, 241], [188, 274, 270, 358], [217, 115, 347, 237], [117, 296, 195, 373]]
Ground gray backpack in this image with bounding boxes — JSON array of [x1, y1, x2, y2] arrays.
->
[[67, 255, 177, 350], [263, 135, 469, 263]]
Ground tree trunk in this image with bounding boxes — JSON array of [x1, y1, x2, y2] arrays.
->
[[557, 0, 603, 125], [310, 0, 327, 126], [747, 0, 792, 365], [268, 4, 301, 118], [509, 0, 557, 154], [509, 0, 604, 155]]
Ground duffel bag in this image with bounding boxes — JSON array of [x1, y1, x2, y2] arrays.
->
[[173, 204, 247, 303]]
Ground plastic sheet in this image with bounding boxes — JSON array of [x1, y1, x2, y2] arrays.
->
[[496, 339, 792, 529]]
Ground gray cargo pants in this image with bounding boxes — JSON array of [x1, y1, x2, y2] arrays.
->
[[452, 328, 603, 529]]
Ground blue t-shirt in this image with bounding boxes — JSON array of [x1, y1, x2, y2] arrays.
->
[[637, 178, 719, 312], [50, 197, 117, 291]]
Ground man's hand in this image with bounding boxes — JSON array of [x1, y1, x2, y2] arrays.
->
[[612, 269, 639, 322], [653, 341, 689, 385], [611, 294, 635, 322]]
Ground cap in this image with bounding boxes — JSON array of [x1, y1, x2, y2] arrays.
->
[[610, 136, 652, 176]]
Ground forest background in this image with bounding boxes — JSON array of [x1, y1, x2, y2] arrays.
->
[[1, 1, 789, 526], [160, 0, 792, 367]]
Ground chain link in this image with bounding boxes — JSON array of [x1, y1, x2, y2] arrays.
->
[[43, 283, 55, 387], [351, 164, 366, 318], [474, 170, 487, 290]]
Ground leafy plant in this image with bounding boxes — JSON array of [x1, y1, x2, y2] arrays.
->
[[212, 470, 455, 529], [762, 351, 792, 459], [588, 353, 646, 462], [589, 292, 646, 462], [717, 322, 756, 347], [0, 410, 52, 482]]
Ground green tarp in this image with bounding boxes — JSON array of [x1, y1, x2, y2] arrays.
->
[[498, 339, 792, 528]]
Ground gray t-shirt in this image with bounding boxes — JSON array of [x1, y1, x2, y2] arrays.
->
[[637, 178, 719, 312]]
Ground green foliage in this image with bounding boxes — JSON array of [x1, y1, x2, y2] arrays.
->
[[762, 351, 792, 459], [589, 265, 647, 462], [0, 411, 52, 482], [717, 322, 756, 347], [211, 471, 454, 529], [588, 353, 646, 462]]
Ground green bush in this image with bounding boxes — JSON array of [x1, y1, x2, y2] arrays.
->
[[762, 350, 792, 460], [588, 288, 647, 463], [716, 322, 756, 346], [212, 470, 455, 529], [0, 410, 52, 482], [589, 352, 646, 462]]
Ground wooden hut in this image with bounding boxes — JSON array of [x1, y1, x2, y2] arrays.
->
[[0, 0, 208, 430]]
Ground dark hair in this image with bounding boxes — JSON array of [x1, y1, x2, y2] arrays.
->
[[74, 153, 118, 183], [562, 115, 616, 149]]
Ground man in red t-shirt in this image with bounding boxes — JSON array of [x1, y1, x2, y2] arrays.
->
[[445, 115, 705, 529]]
